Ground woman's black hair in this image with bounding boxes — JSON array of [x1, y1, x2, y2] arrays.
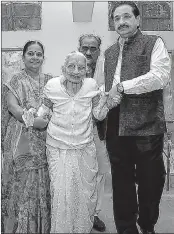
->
[[23, 40, 44, 56]]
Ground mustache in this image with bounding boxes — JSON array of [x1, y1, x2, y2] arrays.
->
[[118, 24, 129, 30], [86, 56, 92, 59]]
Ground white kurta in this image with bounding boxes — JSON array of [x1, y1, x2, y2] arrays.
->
[[38, 76, 108, 233]]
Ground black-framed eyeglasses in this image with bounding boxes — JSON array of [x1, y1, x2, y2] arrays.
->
[[80, 46, 99, 53]]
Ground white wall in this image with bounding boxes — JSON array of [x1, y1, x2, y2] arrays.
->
[[2, 2, 174, 76]]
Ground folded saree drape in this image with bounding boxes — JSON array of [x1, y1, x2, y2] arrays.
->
[[1, 70, 52, 233]]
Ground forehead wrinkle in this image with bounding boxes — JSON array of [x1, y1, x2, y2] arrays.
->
[[82, 45, 98, 48], [81, 41, 99, 48]]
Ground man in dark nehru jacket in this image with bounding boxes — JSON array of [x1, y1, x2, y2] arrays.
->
[[99, 1, 171, 234]]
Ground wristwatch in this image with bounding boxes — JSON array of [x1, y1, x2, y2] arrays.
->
[[117, 83, 124, 94]]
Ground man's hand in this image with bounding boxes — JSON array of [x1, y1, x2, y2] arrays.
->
[[109, 85, 120, 99], [109, 83, 124, 98], [106, 95, 122, 109], [33, 117, 49, 129], [106, 83, 123, 109]]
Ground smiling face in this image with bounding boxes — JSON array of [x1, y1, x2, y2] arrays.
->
[[113, 4, 140, 38], [63, 53, 87, 83], [79, 37, 100, 66], [22, 43, 44, 72]]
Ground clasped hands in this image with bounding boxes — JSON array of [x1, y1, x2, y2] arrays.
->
[[100, 85, 123, 110], [22, 107, 51, 129]]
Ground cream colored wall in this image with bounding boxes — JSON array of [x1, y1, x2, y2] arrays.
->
[[2, 2, 174, 76]]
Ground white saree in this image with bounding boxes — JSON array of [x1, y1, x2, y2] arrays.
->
[[47, 142, 98, 233]]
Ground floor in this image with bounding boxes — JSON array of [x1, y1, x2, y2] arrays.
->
[[91, 172, 174, 233]]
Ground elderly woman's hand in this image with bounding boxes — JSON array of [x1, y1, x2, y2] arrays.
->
[[99, 92, 109, 107], [92, 92, 108, 108]]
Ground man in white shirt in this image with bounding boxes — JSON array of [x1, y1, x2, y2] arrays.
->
[[98, 2, 171, 234], [78, 34, 108, 232]]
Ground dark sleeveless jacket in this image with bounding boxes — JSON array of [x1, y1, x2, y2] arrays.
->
[[97, 30, 166, 139]]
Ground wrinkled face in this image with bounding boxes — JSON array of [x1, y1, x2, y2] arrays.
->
[[79, 37, 100, 65], [64, 54, 87, 83], [23, 44, 44, 71], [113, 5, 140, 38]]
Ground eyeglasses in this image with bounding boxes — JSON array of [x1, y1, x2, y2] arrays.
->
[[67, 64, 86, 72], [80, 46, 98, 53]]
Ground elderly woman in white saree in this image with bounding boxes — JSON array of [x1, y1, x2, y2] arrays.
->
[[35, 51, 121, 233]]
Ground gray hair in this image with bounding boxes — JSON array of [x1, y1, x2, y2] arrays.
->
[[64, 51, 87, 66], [78, 34, 102, 48]]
